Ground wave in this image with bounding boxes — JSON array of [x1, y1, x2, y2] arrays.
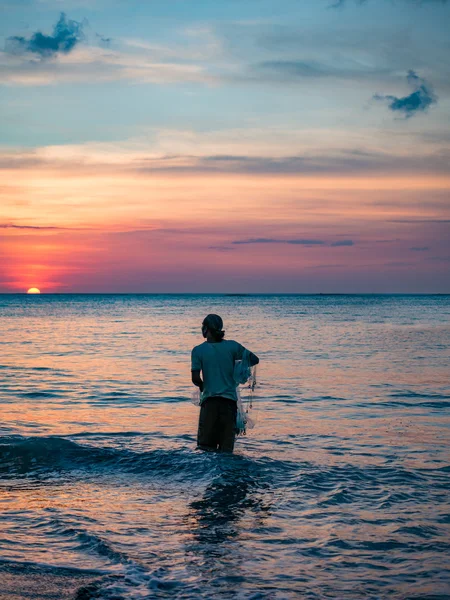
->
[[0, 559, 106, 600], [382, 399, 450, 409], [2, 436, 448, 504], [272, 395, 346, 404], [384, 390, 450, 409], [0, 435, 214, 481], [389, 390, 450, 400], [0, 556, 178, 600], [0, 555, 210, 600], [0, 436, 296, 487], [19, 391, 62, 399]]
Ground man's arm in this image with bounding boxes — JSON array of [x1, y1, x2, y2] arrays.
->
[[236, 341, 259, 366], [191, 370, 204, 392]]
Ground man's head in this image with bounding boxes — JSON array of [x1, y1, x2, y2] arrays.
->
[[202, 314, 225, 340]]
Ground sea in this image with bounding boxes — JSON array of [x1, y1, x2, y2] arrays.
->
[[0, 294, 449, 600]]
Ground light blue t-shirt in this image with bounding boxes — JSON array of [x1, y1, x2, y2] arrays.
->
[[191, 339, 246, 402]]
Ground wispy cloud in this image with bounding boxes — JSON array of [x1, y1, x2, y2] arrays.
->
[[95, 33, 112, 46], [383, 261, 416, 267], [232, 237, 325, 245], [0, 45, 212, 86], [249, 59, 392, 84], [254, 60, 338, 79], [389, 219, 450, 224], [331, 240, 354, 247], [373, 70, 437, 118], [410, 246, 430, 251], [426, 256, 450, 262], [304, 264, 346, 269], [0, 223, 69, 230], [208, 245, 236, 251], [231, 238, 356, 247], [330, 0, 448, 6], [1, 134, 450, 176], [0, 20, 223, 86], [5, 13, 85, 58]]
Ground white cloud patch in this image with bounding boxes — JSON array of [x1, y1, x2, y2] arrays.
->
[[0, 125, 449, 176], [0, 42, 216, 86], [0, 22, 230, 86]]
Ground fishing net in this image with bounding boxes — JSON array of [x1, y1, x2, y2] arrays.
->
[[191, 388, 201, 406], [234, 351, 257, 436]]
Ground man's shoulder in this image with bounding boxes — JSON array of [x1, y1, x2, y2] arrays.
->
[[192, 341, 207, 354], [224, 339, 242, 349]]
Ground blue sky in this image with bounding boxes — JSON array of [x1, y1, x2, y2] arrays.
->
[[0, 0, 449, 292], [2, 0, 449, 150]]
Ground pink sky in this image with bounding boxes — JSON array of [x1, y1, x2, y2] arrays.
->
[[1, 154, 449, 292]]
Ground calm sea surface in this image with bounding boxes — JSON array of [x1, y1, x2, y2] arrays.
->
[[0, 294, 449, 599]]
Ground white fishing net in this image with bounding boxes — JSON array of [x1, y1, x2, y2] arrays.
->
[[234, 350, 257, 436], [191, 387, 201, 406]]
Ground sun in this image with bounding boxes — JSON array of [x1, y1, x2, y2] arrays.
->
[[27, 288, 41, 294]]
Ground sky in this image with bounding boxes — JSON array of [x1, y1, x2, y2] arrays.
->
[[0, 0, 449, 293]]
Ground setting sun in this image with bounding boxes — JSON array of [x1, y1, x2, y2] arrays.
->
[[27, 288, 41, 294]]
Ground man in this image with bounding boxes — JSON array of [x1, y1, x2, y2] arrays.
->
[[191, 313, 259, 453]]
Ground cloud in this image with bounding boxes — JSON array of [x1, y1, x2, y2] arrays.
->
[[389, 219, 450, 224], [96, 33, 112, 46], [1, 126, 450, 178], [288, 239, 326, 245], [426, 256, 450, 262], [331, 240, 354, 247], [330, 0, 448, 6], [232, 238, 326, 245], [231, 238, 356, 247], [248, 58, 392, 84], [255, 60, 336, 79], [304, 264, 346, 269], [1, 144, 449, 176], [410, 246, 430, 251], [0, 223, 68, 230], [383, 261, 415, 267], [5, 13, 85, 58], [373, 70, 437, 118], [0, 23, 220, 86], [0, 44, 212, 87], [208, 245, 236, 251], [232, 238, 280, 244]]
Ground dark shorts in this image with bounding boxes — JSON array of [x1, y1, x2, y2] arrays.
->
[[197, 396, 237, 453]]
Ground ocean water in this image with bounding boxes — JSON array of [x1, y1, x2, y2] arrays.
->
[[0, 294, 449, 600]]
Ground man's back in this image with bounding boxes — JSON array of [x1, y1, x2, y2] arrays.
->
[[191, 339, 245, 402]]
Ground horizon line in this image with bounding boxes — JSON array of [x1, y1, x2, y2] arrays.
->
[[1, 292, 449, 296]]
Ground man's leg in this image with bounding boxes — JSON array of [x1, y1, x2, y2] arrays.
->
[[197, 398, 220, 450], [218, 399, 237, 453]]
